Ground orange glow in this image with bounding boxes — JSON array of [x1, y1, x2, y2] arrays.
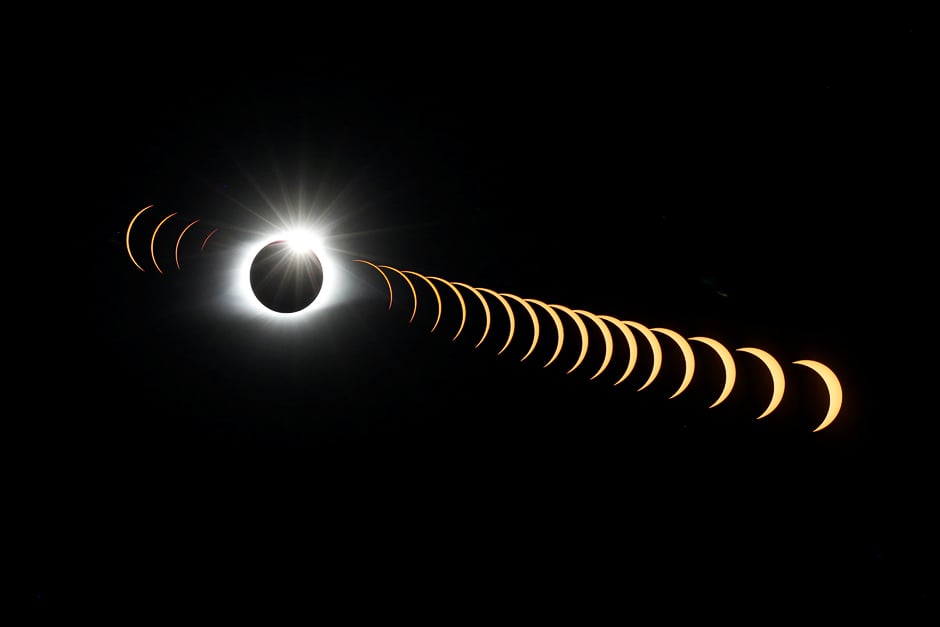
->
[[125, 204, 153, 272], [174, 219, 200, 270], [737, 347, 785, 419], [381, 266, 418, 323], [689, 336, 737, 408], [150, 212, 178, 274], [651, 328, 695, 399], [793, 359, 843, 432]]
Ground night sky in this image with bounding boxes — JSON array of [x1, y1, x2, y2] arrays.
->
[[24, 17, 933, 617]]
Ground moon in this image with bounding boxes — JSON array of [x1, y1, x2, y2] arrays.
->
[[793, 359, 843, 432], [651, 327, 695, 399], [249, 240, 324, 314], [736, 347, 785, 419], [126, 204, 153, 272], [688, 336, 737, 408]]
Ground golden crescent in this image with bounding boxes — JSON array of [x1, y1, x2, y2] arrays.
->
[[404, 270, 442, 333], [174, 219, 200, 270], [500, 293, 540, 361], [793, 359, 843, 432], [574, 309, 614, 380], [526, 298, 565, 368], [126, 204, 153, 272], [477, 288, 516, 355], [622, 320, 663, 391], [737, 347, 785, 419], [651, 328, 696, 399], [428, 276, 466, 340], [598, 315, 639, 386], [150, 212, 178, 274], [688, 336, 737, 408], [453, 282, 492, 349], [354, 260, 394, 309], [380, 265, 418, 323], [550, 305, 590, 375]]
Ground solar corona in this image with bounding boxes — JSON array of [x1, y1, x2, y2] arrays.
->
[[123, 204, 844, 433]]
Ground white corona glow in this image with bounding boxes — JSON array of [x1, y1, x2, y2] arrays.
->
[[231, 226, 345, 322]]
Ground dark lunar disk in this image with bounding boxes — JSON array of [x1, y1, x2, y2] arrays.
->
[[249, 240, 324, 313]]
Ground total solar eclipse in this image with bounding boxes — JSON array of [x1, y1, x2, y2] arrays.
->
[[249, 240, 324, 313]]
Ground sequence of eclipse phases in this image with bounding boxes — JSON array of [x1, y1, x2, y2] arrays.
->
[[123, 204, 844, 433]]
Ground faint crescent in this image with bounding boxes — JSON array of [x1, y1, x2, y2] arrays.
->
[[404, 270, 442, 333], [126, 204, 153, 272], [500, 293, 540, 361], [428, 276, 467, 340], [174, 219, 200, 270], [354, 260, 393, 309], [598, 315, 639, 386], [737, 347, 785, 419], [526, 299, 565, 368], [622, 320, 663, 391], [688, 336, 737, 408], [651, 328, 696, 399], [793, 359, 843, 432], [201, 228, 219, 252], [575, 310, 614, 380], [453, 282, 491, 348], [150, 212, 178, 274], [380, 265, 418, 323], [551, 305, 590, 375], [477, 288, 515, 355]]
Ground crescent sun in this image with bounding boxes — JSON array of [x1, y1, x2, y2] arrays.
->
[[126, 204, 154, 272], [622, 320, 663, 391], [793, 359, 843, 432], [477, 287, 516, 355], [598, 315, 639, 386], [689, 336, 737, 408], [174, 219, 200, 270], [575, 310, 614, 380], [651, 327, 695, 399], [428, 276, 467, 340], [453, 282, 492, 349], [527, 298, 565, 368], [150, 212, 178, 274], [500, 292, 540, 361], [404, 270, 443, 333], [381, 265, 418, 323], [551, 304, 591, 375], [355, 260, 394, 309], [736, 347, 785, 419]]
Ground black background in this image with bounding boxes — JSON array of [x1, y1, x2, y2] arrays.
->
[[23, 13, 933, 618]]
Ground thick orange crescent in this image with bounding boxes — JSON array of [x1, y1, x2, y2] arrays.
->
[[651, 327, 696, 399], [477, 288, 516, 355], [551, 304, 590, 375], [793, 359, 843, 432], [150, 212, 178, 274], [598, 315, 639, 386], [526, 299, 565, 368], [453, 282, 491, 349], [500, 293, 540, 361], [126, 204, 153, 272], [689, 336, 737, 408], [574, 309, 614, 380], [737, 347, 785, 419], [622, 320, 663, 391]]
